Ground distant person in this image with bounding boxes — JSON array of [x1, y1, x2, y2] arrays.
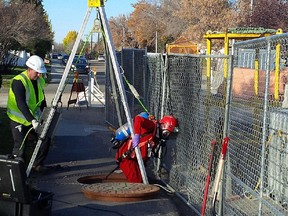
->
[[112, 112, 179, 183], [7, 55, 50, 172]]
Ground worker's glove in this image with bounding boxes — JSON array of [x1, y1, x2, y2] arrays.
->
[[132, 134, 140, 148], [31, 119, 39, 130]]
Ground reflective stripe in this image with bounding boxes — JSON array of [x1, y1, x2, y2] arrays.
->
[[7, 109, 28, 121]]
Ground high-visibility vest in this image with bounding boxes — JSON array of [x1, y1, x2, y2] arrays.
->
[[7, 71, 45, 126]]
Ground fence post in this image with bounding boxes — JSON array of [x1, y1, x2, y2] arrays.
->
[[258, 40, 271, 215]]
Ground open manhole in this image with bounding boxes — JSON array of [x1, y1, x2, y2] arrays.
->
[[77, 172, 128, 184], [78, 173, 160, 202], [82, 182, 160, 202]]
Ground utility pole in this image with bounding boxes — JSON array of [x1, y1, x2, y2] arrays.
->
[[90, 33, 93, 53], [155, 30, 158, 53], [122, 26, 125, 49], [250, 0, 254, 26]]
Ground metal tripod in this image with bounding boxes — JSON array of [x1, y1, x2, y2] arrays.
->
[[26, 4, 149, 184]]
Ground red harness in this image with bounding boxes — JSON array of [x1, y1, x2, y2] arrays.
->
[[116, 120, 158, 162]]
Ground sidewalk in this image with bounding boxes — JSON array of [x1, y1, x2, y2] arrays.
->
[[0, 68, 194, 215], [28, 105, 193, 216]]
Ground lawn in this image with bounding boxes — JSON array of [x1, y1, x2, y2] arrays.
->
[[1, 64, 51, 88]]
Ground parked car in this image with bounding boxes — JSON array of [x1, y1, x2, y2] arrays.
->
[[71, 57, 90, 74], [57, 53, 63, 60], [62, 54, 69, 65], [52, 53, 58, 59], [97, 54, 105, 61]]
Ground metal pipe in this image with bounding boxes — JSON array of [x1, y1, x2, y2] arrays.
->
[[258, 40, 271, 216]]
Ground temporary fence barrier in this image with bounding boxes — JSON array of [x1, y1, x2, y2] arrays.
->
[[105, 33, 288, 215]]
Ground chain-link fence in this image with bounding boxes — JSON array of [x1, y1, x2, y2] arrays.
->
[[146, 54, 230, 215], [106, 49, 231, 214], [105, 33, 288, 216], [105, 48, 147, 127], [222, 33, 288, 216]]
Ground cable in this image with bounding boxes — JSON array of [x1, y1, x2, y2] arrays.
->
[[153, 183, 175, 194], [18, 127, 34, 154]]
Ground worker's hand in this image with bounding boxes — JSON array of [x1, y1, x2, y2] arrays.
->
[[132, 134, 140, 148], [31, 119, 39, 130]]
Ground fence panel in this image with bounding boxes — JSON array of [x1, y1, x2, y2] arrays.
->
[[105, 48, 147, 127], [223, 33, 288, 216], [105, 40, 288, 215], [146, 53, 231, 215]]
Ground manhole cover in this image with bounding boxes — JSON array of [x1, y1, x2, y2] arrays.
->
[[82, 182, 160, 202]]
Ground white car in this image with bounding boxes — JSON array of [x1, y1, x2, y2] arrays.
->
[[98, 55, 105, 61], [57, 54, 63, 60]]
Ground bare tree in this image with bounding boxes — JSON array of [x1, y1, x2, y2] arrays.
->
[[0, 1, 52, 88], [251, 0, 288, 31], [109, 15, 132, 50]]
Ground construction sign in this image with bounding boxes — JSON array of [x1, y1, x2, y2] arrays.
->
[[88, 0, 104, 7]]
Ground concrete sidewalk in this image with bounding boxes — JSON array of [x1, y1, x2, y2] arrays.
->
[[0, 64, 194, 215], [28, 105, 193, 216]]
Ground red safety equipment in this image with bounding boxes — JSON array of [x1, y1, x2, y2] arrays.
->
[[159, 115, 178, 133], [115, 115, 157, 183], [115, 114, 178, 183]]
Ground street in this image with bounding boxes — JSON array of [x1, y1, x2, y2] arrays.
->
[[49, 58, 106, 85], [45, 59, 106, 107]]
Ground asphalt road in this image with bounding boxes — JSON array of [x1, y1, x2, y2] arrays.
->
[[49, 58, 106, 85], [45, 59, 106, 107]]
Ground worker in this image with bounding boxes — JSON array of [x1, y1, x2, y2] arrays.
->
[[114, 113, 179, 183], [7, 55, 49, 172]]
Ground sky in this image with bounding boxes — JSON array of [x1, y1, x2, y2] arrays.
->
[[42, 0, 138, 44]]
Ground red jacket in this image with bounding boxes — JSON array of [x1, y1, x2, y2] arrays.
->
[[116, 115, 158, 162]]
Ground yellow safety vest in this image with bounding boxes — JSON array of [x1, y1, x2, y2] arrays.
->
[[7, 71, 45, 126]]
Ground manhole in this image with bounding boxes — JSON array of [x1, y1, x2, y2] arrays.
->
[[82, 182, 160, 202], [77, 172, 128, 184]]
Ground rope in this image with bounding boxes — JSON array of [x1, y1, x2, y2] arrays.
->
[[119, 66, 149, 113]]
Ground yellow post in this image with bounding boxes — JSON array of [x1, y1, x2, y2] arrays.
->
[[224, 31, 229, 78], [88, 0, 103, 7], [274, 29, 283, 101], [254, 49, 259, 96], [206, 38, 212, 78]]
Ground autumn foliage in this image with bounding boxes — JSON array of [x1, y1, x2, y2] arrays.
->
[[109, 0, 288, 52]]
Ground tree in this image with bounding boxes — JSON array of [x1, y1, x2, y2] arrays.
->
[[108, 0, 288, 53], [21, 0, 43, 6], [251, 0, 288, 31], [128, 1, 164, 50], [0, 0, 53, 88], [109, 15, 137, 50], [172, 0, 237, 43], [63, 31, 77, 54], [62, 31, 85, 54]]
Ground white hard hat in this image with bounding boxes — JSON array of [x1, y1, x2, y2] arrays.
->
[[26, 55, 47, 73]]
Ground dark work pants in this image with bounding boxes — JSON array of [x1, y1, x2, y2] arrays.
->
[[10, 120, 50, 167]]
